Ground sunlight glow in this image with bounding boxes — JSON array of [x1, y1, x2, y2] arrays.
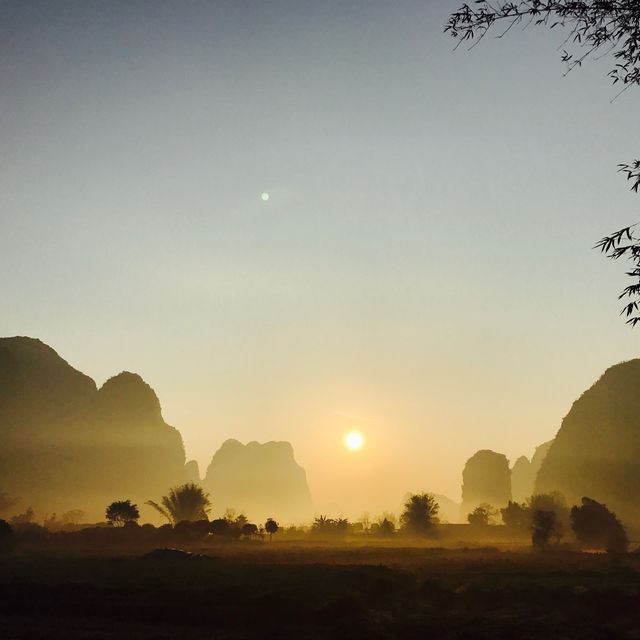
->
[[343, 430, 364, 451], [261, 192, 270, 201]]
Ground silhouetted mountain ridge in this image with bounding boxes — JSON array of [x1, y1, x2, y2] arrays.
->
[[460, 449, 511, 518], [535, 359, 640, 528], [0, 337, 315, 524], [203, 438, 313, 523], [0, 337, 187, 519], [511, 440, 553, 502]]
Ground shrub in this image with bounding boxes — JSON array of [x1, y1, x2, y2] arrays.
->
[[467, 503, 497, 526], [209, 518, 232, 537], [570, 497, 628, 554], [0, 519, 13, 554], [311, 516, 350, 537], [174, 519, 210, 542], [501, 501, 530, 530]]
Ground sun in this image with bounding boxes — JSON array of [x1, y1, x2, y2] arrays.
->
[[343, 430, 364, 451]]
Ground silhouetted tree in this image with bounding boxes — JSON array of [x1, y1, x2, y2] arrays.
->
[[9, 520, 46, 543], [233, 513, 248, 528], [174, 518, 210, 541], [241, 523, 259, 539], [208, 512, 251, 539], [0, 519, 12, 554], [106, 500, 140, 527], [222, 509, 248, 530], [312, 515, 329, 534], [400, 493, 439, 536], [223, 507, 236, 520], [501, 501, 530, 530], [146, 483, 211, 524], [311, 515, 350, 537], [571, 496, 628, 553], [10, 507, 34, 526], [467, 503, 497, 526], [265, 518, 279, 541], [209, 518, 231, 537], [335, 518, 350, 535], [531, 510, 561, 549], [446, 1, 640, 324], [446, 0, 640, 92], [377, 517, 396, 537], [528, 492, 569, 527]]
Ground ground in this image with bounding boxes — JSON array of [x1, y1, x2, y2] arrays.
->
[[1, 544, 639, 639]]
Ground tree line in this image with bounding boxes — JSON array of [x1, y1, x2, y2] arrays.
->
[[0, 484, 630, 554]]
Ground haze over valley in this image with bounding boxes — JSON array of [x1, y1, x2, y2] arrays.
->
[[2, 3, 640, 638]]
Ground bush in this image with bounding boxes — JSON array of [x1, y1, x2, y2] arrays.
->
[[10, 507, 35, 526], [0, 519, 13, 554], [140, 523, 157, 540], [570, 497, 628, 554], [376, 517, 396, 537], [467, 504, 497, 526], [528, 493, 569, 524], [501, 501, 530, 530], [174, 519, 210, 542], [311, 516, 350, 537], [209, 518, 232, 537]]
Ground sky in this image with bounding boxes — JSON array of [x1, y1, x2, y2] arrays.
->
[[1, 0, 639, 518]]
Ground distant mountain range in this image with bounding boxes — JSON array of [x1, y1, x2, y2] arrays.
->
[[3, 337, 639, 530], [202, 438, 313, 524], [535, 359, 640, 529], [0, 337, 312, 523], [462, 359, 640, 531]]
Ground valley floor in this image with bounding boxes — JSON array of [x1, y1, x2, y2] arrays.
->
[[1, 545, 639, 639]]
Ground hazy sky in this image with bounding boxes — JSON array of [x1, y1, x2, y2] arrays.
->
[[2, 0, 639, 517]]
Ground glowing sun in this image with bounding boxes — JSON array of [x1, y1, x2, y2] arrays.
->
[[343, 430, 365, 451]]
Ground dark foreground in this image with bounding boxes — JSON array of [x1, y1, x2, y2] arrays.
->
[[1, 546, 639, 639]]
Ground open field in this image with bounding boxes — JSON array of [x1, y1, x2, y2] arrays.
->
[[1, 545, 639, 639]]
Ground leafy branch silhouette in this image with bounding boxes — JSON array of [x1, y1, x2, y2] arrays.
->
[[446, 1, 640, 324], [595, 160, 640, 325]]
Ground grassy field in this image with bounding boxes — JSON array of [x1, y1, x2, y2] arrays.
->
[[1, 544, 639, 639]]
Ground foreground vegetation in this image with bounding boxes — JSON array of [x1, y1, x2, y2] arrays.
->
[[1, 486, 633, 557], [1, 546, 639, 639], [1, 487, 637, 638]]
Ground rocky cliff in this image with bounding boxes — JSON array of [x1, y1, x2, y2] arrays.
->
[[0, 337, 188, 519], [535, 359, 640, 529], [510, 440, 553, 502], [460, 449, 511, 519], [203, 439, 313, 524]]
